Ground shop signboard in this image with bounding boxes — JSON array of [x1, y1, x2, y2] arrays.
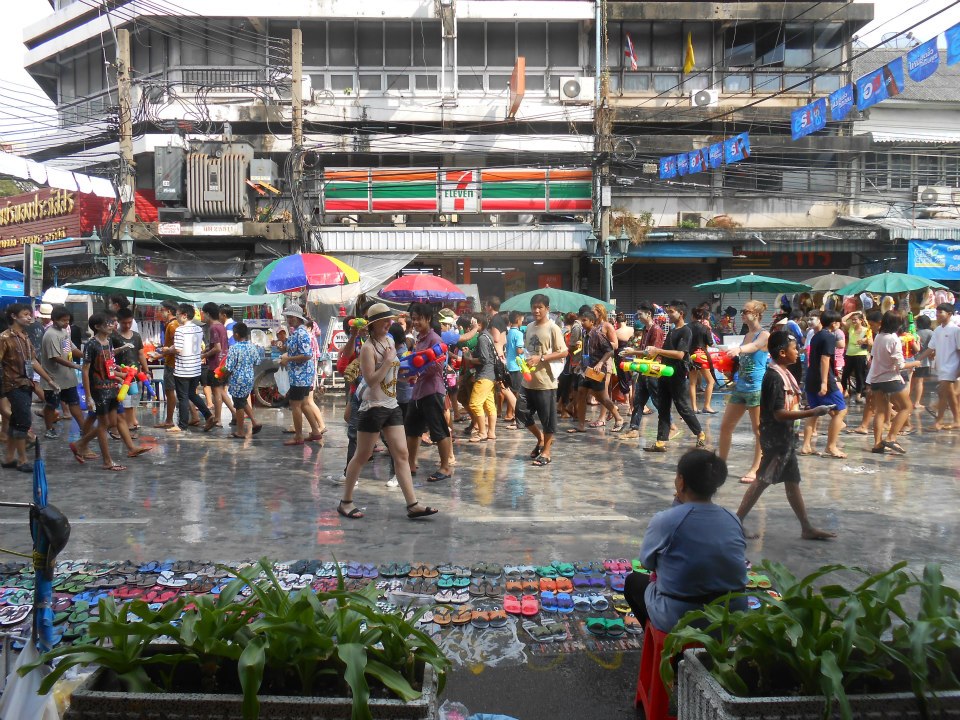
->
[[0, 188, 105, 257], [321, 168, 592, 215], [908, 240, 960, 280], [503, 270, 526, 299], [28, 243, 44, 297]]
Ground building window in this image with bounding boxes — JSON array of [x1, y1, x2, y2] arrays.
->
[[946, 156, 960, 186], [916, 155, 942, 186], [862, 152, 888, 191], [890, 154, 912, 190]]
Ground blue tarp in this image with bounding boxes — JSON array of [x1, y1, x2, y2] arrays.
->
[[629, 242, 733, 259]]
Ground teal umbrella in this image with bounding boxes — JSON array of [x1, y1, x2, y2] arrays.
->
[[834, 272, 947, 296], [501, 288, 614, 315], [693, 273, 813, 295], [64, 275, 191, 304]]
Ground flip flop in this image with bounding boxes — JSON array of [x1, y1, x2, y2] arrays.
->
[[127, 447, 151, 457], [432, 607, 452, 625], [554, 577, 574, 593], [503, 594, 522, 615], [283, 438, 305, 446], [530, 444, 543, 459], [427, 472, 452, 483], [572, 593, 592, 612], [69, 442, 85, 464], [543, 619, 567, 641], [586, 617, 608, 637], [487, 607, 508, 628], [103, 464, 127, 472], [532, 456, 552, 467], [589, 594, 610, 611], [520, 594, 539, 616], [451, 607, 473, 625], [540, 591, 558, 612], [470, 609, 491, 629], [624, 613, 643, 635], [539, 578, 557, 593], [555, 593, 575, 613], [606, 618, 626, 637]]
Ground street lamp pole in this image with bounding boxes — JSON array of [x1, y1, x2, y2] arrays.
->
[[586, 230, 631, 304]]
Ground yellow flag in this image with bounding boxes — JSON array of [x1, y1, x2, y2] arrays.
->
[[683, 32, 695, 74]]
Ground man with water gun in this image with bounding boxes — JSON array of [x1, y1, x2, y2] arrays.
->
[[111, 307, 152, 434], [621, 302, 668, 439], [403, 303, 455, 483]]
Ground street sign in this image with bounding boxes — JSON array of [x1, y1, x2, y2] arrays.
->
[[24, 243, 43, 297]]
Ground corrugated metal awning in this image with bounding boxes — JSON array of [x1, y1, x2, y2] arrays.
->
[[840, 216, 960, 242], [870, 132, 960, 144], [629, 241, 733, 259], [318, 224, 591, 256]]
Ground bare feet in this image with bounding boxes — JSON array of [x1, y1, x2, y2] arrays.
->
[[822, 448, 847, 459], [739, 475, 756, 484], [743, 527, 760, 540], [801, 527, 836, 540]]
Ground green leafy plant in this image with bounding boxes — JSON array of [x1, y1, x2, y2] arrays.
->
[[660, 561, 960, 720], [23, 559, 449, 720]]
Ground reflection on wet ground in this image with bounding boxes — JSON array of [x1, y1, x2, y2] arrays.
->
[[2, 393, 957, 719], [1, 394, 955, 590]]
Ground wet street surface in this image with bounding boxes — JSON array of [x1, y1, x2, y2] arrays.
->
[[1, 390, 957, 719]]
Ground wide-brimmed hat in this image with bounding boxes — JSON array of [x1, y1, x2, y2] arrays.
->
[[438, 308, 457, 325], [365, 302, 398, 324], [282, 304, 307, 322], [38, 303, 53, 318]]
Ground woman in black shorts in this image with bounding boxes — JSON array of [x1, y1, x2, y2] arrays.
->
[[337, 303, 438, 521]]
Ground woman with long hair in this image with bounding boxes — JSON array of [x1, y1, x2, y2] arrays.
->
[[688, 308, 717, 414], [717, 300, 770, 484], [569, 309, 624, 432], [336, 303, 439, 521]]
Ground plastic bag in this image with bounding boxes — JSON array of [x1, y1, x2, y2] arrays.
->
[[273, 367, 291, 396], [0, 641, 59, 720]]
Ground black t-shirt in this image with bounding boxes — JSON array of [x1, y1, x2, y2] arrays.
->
[[805, 329, 839, 393], [660, 324, 692, 378], [488, 313, 507, 342], [111, 331, 144, 369], [759, 368, 796, 451], [70, 324, 82, 350], [689, 322, 713, 352]]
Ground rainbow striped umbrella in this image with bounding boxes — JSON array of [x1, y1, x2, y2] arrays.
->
[[248, 253, 360, 294]]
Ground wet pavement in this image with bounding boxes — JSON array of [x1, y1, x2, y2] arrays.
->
[[1, 389, 957, 718]]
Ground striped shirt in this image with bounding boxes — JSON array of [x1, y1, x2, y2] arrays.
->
[[174, 322, 204, 378]]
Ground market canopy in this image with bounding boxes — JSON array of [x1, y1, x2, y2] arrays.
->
[[249, 253, 360, 294], [64, 275, 191, 303], [378, 275, 466, 303], [694, 273, 813, 295], [501, 288, 614, 315], [834, 272, 948, 296]]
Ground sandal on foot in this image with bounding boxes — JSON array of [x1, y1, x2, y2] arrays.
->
[[251, 424, 263, 435], [407, 503, 438, 520], [532, 455, 552, 467], [69, 443, 85, 464], [588, 420, 605, 428], [103, 464, 127, 472], [337, 500, 364, 519], [883, 440, 906, 455], [530, 444, 543, 459], [127, 447, 151, 458]]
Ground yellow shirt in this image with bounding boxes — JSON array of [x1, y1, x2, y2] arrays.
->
[[846, 326, 870, 357]]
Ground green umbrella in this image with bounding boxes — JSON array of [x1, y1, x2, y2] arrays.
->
[[500, 288, 615, 315], [64, 275, 191, 304], [834, 272, 947, 296], [693, 273, 813, 295], [802, 273, 860, 293]]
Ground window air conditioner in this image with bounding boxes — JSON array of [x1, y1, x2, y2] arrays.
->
[[690, 89, 719, 108], [915, 186, 959, 204], [559, 77, 596, 104]]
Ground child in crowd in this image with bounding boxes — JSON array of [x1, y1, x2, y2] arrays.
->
[[736, 330, 835, 540], [222, 322, 264, 438], [71, 312, 150, 471]]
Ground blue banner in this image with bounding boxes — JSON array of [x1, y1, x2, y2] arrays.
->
[[723, 133, 750, 164], [856, 57, 904, 111], [907, 38, 939, 83], [676, 153, 689, 176], [829, 84, 855, 121], [791, 97, 827, 141], [908, 240, 960, 280], [688, 150, 705, 174], [947, 22, 960, 66], [659, 156, 677, 179], [708, 143, 723, 169]]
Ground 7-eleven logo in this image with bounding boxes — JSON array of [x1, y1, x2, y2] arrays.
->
[[441, 170, 478, 213]]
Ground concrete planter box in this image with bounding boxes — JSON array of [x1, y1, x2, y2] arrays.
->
[[678, 649, 960, 720], [65, 662, 439, 720]]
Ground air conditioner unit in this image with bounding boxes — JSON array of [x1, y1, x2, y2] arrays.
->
[[690, 89, 719, 108], [391, 214, 407, 226], [559, 76, 595, 104], [916, 185, 959, 204]]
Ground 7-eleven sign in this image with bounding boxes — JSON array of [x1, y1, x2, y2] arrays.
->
[[440, 170, 479, 213]]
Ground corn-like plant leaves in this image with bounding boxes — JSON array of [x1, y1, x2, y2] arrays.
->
[[238, 635, 266, 720], [337, 643, 371, 720]]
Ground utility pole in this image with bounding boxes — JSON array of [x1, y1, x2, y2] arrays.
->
[[595, 0, 614, 301], [290, 29, 306, 252], [116, 29, 136, 244]]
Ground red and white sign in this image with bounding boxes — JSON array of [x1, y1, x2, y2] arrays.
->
[[329, 330, 349, 351], [440, 170, 479, 213]]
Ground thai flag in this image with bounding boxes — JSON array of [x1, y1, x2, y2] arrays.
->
[[624, 33, 638, 71]]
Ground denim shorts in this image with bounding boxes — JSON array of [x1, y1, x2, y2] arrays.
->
[[728, 389, 761, 407]]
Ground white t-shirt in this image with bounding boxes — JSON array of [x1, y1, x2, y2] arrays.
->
[[174, 322, 204, 378], [930, 323, 960, 381]]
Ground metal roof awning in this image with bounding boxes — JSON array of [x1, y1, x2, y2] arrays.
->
[[629, 241, 733, 259], [318, 224, 592, 256], [840, 216, 960, 242], [869, 132, 960, 145]]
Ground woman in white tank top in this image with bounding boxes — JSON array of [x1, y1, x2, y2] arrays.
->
[[338, 303, 439, 521]]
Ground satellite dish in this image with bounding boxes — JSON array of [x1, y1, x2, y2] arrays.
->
[[562, 78, 582, 99]]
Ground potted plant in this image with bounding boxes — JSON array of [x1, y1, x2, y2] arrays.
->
[[661, 561, 960, 720], [24, 559, 449, 720]]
